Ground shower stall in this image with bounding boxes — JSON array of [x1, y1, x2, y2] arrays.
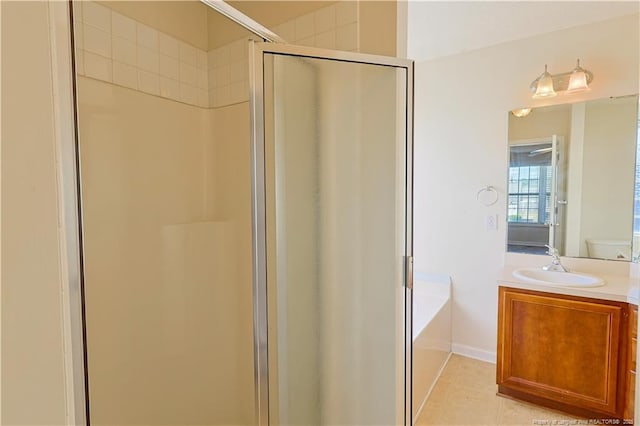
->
[[66, 1, 413, 424]]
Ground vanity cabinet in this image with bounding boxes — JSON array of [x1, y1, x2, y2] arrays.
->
[[497, 286, 633, 419]]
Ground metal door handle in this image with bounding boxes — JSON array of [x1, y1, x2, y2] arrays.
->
[[404, 256, 413, 290]]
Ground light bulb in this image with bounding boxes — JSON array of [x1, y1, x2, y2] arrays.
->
[[511, 108, 532, 117], [566, 59, 590, 93], [533, 65, 557, 99]]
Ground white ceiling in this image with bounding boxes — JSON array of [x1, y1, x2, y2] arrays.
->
[[407, 1, 640, 61]]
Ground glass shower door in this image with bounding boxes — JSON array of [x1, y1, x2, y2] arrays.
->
[[251, 44, 414, 425]]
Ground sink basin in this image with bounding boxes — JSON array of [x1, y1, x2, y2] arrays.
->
[[512, 268, 605, 288]]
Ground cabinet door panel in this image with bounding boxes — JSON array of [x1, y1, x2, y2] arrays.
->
[[497, 287, 624, 417], [625, 370, 635, 420], [625, 305, 637, 420]]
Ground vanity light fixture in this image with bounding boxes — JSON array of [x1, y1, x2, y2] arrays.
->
[[511, 108, 532, 118], [530, 59, 593, 99]]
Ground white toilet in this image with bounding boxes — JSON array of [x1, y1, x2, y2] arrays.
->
[[586, 239, 631, 260]]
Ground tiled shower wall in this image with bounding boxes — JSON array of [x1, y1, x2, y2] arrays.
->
[[73, 1, 360, 109], [207, 37, 256, 108], [74, 1, 210, 107], [208, 1, 359, 108]]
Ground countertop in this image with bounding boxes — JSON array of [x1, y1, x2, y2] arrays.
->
[[498, 264, 640, 305]]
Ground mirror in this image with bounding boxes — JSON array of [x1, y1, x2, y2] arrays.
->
[[507, 94, 639, 261]]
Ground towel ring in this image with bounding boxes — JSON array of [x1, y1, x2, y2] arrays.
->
[[477, 186, 498, 206]]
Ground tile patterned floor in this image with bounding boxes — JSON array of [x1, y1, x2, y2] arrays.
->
[[415, 354, 582, 425]]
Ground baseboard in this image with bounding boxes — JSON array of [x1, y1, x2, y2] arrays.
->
[[451, 343, 497, 364], [413, 352, 452, 425]]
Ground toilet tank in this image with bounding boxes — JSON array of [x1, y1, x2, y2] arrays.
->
[[586, 239, 631, 260]]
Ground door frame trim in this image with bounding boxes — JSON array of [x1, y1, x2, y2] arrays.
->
[[249, 41, 414, 426], [47, 2, 88, 424]]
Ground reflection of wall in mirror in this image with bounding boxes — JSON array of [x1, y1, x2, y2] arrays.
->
[[575, 97, 637, 258], [509, 105, 572, 141]]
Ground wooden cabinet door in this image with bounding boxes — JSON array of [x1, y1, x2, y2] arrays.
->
[[497, 287, 626, 418]]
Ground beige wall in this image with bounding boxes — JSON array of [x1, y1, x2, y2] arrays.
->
[[76, 77, 236, 424], [77, 76, 255, 426], [208, 103, 256, 424], [413, 13, 640, 360], [360, 1, 397, 57], [1, 1, 68, 424]]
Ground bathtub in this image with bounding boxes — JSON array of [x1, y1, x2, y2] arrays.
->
[[412, 274, 452, 422]]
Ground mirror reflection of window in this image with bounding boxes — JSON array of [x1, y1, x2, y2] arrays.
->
[[508, 147, 552, 225], [507, 142, 556, 255]]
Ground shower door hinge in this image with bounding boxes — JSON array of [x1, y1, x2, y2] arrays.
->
[[404, 256, 413, 290]]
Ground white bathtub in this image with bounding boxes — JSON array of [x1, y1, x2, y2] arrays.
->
[[412, 274, 452, 422]]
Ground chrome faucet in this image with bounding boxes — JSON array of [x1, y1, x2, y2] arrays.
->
[[543, 245, 569, 272]]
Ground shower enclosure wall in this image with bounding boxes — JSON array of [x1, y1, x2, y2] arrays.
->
[[73, 2, 260, 423], [70, 1, 412, 424]]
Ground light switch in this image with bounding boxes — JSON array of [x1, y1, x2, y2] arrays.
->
[[485, 214, 498, 231]]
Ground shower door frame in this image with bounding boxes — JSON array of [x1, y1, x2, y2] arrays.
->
[[249, 42, 415, 426]]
